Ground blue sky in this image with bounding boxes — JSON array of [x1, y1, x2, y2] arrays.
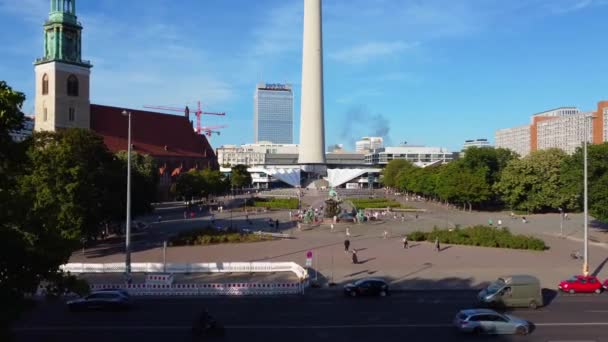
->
[[2, 0, 608, 151]]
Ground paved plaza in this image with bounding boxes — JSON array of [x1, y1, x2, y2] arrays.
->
[[70, 191, 608, 290]]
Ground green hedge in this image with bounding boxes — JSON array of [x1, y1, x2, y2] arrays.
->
[[252, 197, 299, 209], [351, 198, 402, 209], [169, 227, 273, 246], [407, 225, 547, 251]]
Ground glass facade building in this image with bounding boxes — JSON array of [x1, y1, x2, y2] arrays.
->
[[254, 83, 294, 144]]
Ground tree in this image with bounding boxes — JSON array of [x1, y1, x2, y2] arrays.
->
[[495, 148, 575, 212], [561, 143, 608, 222], [175, 170, 205, 200], [20, 129, 121, 240], [230, 164, 251, 189], [381, 159, 413, 188], [114, 151, 158, 217]]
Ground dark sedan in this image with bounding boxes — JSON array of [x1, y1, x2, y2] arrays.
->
[[344, 278, 389, 297], [67, 291, 131, 311]]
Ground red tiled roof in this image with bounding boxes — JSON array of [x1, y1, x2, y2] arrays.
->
[[90, 104, 215, 159]]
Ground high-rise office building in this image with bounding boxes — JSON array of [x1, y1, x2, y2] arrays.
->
[[254, 83, 294, 144]]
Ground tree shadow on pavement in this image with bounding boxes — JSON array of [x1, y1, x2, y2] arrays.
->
[[592, 256, 608, 277]]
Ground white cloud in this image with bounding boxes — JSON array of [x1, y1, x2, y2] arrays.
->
[[330, 41, 419, 64]]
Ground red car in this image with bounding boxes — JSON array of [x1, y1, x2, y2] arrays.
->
[[558, 275, 603, 294]]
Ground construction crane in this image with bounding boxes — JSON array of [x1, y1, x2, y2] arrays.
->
[[143, 101, 226, 135], [199, 125, 227, 137]]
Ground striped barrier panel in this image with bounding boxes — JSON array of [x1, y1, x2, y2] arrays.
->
[[85, 282, 303, 296]]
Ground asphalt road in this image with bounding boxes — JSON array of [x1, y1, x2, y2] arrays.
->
[[13, 290, 608, 342]]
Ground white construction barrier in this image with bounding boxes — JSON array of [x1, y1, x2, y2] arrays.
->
[[60, 261, 308, 280], [83, 282, 304, 296]]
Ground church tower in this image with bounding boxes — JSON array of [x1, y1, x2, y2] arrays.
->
[[34, 0, 92, 132]]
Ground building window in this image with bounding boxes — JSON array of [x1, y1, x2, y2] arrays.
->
[[42, 74, 49, 95], [43, 107, 48, 122], [67, 75, 79, 96], [68, 107, 75, 122]]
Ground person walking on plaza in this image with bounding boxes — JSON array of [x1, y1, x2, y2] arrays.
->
[[522, 216, 527, 224], [330, 223, 335, 232], [497, 219, 502, 227], [435, 237, 440, 252], [352, 250, 358, 264], [383, 230, 388, 239], [488, 218, 493, 226], [346, 227, 351, 238], [344, 239, 350, 253], [275, 219, 280, 232], [402, 235, 408, 249]]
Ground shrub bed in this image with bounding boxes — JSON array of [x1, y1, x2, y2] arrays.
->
[[406, 225, 547, 251], [351, 198, 403, 209], [168, 227, 273, 246], [251, 197, 299, 209]]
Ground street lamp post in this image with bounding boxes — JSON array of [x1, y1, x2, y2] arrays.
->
[[558, 207, 564, 237], [122, 110, 132, 276], [583, 115, 596, 276]]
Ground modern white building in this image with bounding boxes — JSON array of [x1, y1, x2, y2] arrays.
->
[[254, 83, 294, 144], [537, 111, 594, 154], [355, 137, 383, 153], [10, 116, 35, 142], [216, 142, 299, 166], [495, 125, 531, 157], [364, 146, 454, 167], [462, 138, 491, 150]]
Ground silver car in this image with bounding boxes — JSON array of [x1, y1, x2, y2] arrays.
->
[[453, 309, 530, 335]]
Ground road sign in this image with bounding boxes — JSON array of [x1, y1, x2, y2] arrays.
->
[[306, 250, 313, 267]]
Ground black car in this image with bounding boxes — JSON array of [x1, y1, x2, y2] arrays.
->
[[344, 278, 389, 297], [67, 291, 131, 311]]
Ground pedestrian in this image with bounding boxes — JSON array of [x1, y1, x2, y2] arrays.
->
[[497, 219, 502, 227], [403, 235, 408, 249], [190, 212, 195, 219], [275, 219, 279, 231], [415, 213, 419, 220], [564, 213, 569, 220], [401, 214, 405, 222], [383, 230, 388, 239], [435, 237, 440, 252], [333, 215, 337, 224], [289, 211, 292, 220], [488, 218, 493, 226], [297, 223, 302, 231], [344, 239, 350, 253], [522, 216, 527, 224], [346, 227, 351, 237], [330, 223, 335, 232], [351, 250, 358, 264]]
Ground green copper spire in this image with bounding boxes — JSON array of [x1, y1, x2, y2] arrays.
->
[[35, 0, 91, 68]]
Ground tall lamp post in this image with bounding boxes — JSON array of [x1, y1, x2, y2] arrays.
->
[[122, 110, 132, 275], [583, 114, 596, 276]]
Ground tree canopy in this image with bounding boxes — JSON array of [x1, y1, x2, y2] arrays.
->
[[230, 164, 252, 188]]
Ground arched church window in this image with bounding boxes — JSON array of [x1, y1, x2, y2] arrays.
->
[[43, 107, 48, 122], [67, 75, 79, 96], [69, 107, 75, 122], [42, 74, 49, 95]]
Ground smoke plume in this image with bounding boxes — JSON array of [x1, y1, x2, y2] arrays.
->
[[339, 106, 393, 149]]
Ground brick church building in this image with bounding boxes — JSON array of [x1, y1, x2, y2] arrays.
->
[[33, 0, 218, 199]]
